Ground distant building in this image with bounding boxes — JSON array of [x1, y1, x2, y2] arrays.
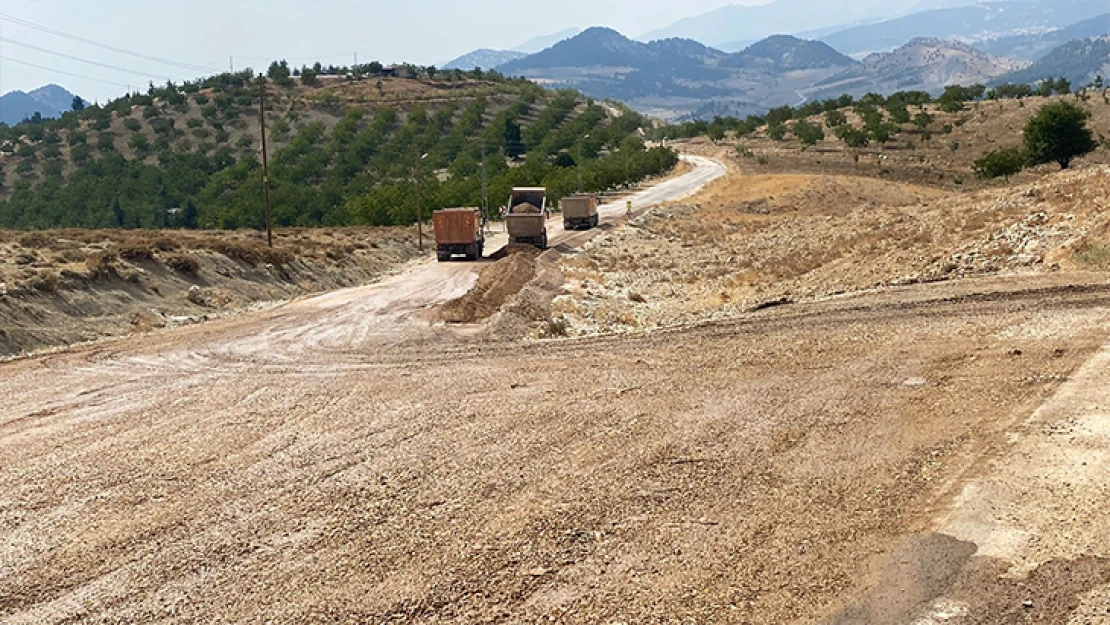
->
[[381, 65, 411, 78]]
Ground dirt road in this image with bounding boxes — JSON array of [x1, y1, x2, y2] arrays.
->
[[3, 156, 1109, 624]]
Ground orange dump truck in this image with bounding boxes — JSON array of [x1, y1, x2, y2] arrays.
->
[[433, 208, 484, 262], [505, 187, 549, 249], [562, 194, 599, 230]]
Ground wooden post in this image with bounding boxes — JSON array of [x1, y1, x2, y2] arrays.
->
[[415, 150, 424, 252], [258, 73, 273, 248]]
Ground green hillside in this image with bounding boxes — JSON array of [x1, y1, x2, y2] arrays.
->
[[0, 63, 676, 230]]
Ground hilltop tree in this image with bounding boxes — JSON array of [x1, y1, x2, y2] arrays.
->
[[1024, 101, 1095, 169], [71, 96, 86, 112], [706, 123, 726, 143], [300, 67, 320, 87], [835, 125, 869, 148], [267, 60, 294, 86], [792, 119, 825, 146]]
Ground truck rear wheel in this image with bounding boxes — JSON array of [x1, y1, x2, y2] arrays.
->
[[540, 233, 548, 250], [437, 251, 451, 262]]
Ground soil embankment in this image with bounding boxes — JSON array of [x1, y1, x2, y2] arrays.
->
[[556, 165, 1110, 336], [439, 246, 541, 324], [0, 228, 421, 358]]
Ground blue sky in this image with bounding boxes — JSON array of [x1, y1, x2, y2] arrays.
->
[[0, 0, 755, 102]]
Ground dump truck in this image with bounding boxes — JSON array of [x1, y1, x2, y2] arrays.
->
[[505, 187, 549, 249], [433, 207, 484, 262], [562, 194, 599, 230]]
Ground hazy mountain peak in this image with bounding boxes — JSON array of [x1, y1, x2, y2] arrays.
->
[[442, 49, 526, 70], [809, 37, 1021, 100], [727, 34, 857, 70], [995, 35, 1110, 87], [512, 27, 583, 53], [0, 84, 79, 126]]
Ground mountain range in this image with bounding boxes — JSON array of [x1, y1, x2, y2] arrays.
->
[[807, 38, 1023, 100], [819, 0, 1110, 56], [498, 28, 847, 118], [443, 49, 526, 71], [514, 28, 582, 54], [640, 0, 976, 50], [443, 28, 583, 70], [496, 28, 1023, 119], [0, 85, 79, 126], [995, 36, 1110, 87], [979, 13, 1110, 62]]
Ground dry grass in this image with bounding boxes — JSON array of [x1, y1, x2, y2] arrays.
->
[[164, 253, 201, 275], [678, 94, 1110, 192], [1074, 240, 1110, 267], [0, 226, 421, 298], [558, 165, 1110, 335]]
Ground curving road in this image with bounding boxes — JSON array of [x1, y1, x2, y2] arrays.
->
[[0, 156, 726, 624]]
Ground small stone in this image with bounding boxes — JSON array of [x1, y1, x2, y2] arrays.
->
[[1022, 600, 1034, 609]]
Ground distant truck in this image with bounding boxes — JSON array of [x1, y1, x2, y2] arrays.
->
[[433, 208, 484, 262], [504, 187, 549, 249], [561, 194, 599, 230]]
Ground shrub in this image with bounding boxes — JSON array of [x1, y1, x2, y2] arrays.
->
[[151, 237, 180, 252], [203, 239, 295, 266], [835, 126, 869, 148], [118, 245, 155, 262], [165, 253, 201, 275], [128, 134, 151, 154], [18, 232, 53, 248], [85, 252, 119, 278], [973, 148, 1025, 180], [792, 119, 825, 146], [824, 109, 847, 128]]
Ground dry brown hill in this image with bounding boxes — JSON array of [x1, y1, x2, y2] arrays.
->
[[702, 94, 1110, 190], [806, 38, 1025, 101]]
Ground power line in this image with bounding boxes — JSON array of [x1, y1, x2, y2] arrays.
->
[[234, 53, 355, 63], [0, 36, 171, 81], [0, 11, 219, 74], [0, 54, 129, 88]]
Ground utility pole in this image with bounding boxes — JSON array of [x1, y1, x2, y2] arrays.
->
[[230, 56, 234, 73], [415, 151, 427, 252], [481, 143, 488, 227], [576, 133, 590, 193], [0, 19, 4, 126], [258, 73, 274, 248], [576, 145, 583, 193]]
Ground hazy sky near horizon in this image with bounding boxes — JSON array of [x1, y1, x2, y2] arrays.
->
[[0, 0, 763, 103]]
